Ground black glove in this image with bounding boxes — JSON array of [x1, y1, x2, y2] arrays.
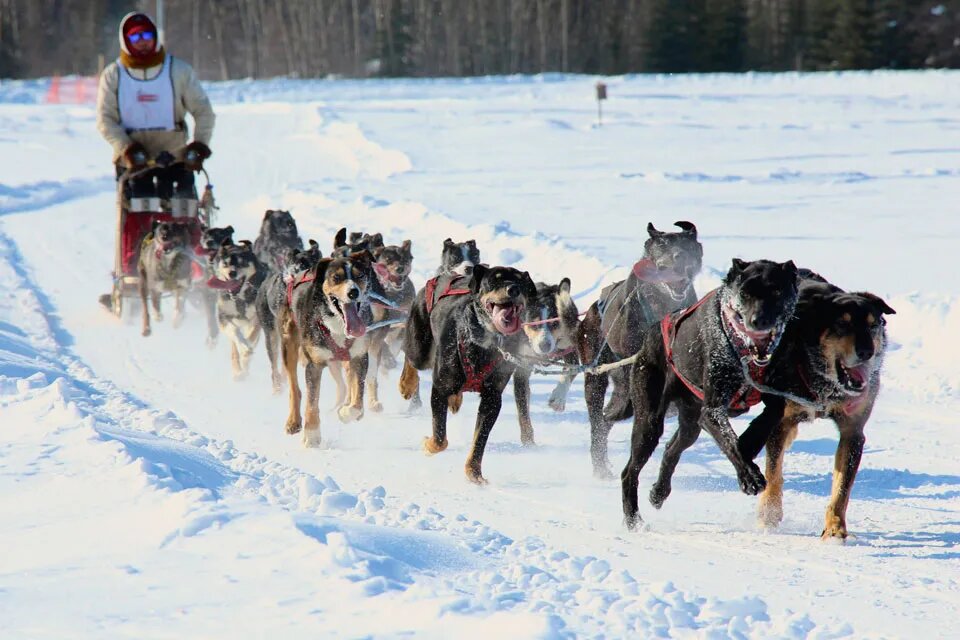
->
[[184, 141, 212, 171], [122, 142, 148, 169]]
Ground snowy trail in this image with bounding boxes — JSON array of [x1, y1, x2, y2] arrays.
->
[[2, 73, 959, 637]]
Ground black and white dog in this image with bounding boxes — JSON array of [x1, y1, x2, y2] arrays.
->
[[620, 258, 799, 529], [137, 220, 194, 338], [197, 225, 235, 347], [253, 209, 303, 273], [210, 239, 269, 380]]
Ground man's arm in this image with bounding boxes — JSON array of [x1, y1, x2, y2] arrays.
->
[[95, 64, 131, 160], [179, 63, 215, 146]]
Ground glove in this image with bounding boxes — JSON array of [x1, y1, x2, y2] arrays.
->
[[184, 141, 212, 171], [122, 142, 148, 169]]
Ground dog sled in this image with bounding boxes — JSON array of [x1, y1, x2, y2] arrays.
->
[[102, 154, 218, 318]]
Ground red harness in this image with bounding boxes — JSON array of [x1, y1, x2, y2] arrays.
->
[[286, 271, 354, 361], [425, 275, 471, 314], [660, 288, 765, 412]]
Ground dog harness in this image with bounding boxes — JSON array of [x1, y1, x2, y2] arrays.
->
[[286, 271, 354, 361], [660, 288, 766, 413], [424, 275, 471, 314]]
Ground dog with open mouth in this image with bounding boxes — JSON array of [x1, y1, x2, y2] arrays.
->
[[363, 239, 415, 412], [137, 220, 194, 338], [253, 209, 304, 273], [280, 251, 374, 447], [620, 258, 800, 529], [255, 239, 323, 393], [578, 221, 703, 477], [196, 225, 234, 347], [736, 272, 895, 539], [513, 278, 581, 445], [399, 263, 538, 483], [210, 239, 268, 380]]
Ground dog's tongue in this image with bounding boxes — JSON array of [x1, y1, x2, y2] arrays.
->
[[491, 304, 521, 335], [847, 364, 867, 385], [344, 302, 366, 338], [632, 259, 687, 283]]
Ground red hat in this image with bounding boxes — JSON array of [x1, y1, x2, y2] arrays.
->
[[118, 12, 158, 58]]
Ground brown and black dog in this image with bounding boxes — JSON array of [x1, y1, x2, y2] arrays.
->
[[210, 239, 269, 380], [137, 220, 194, 337], [279, 251, 374, 447], [513, 278, 581, 445], [621, 258, 800, 529], [737, 273, 895, 539], [399, 264, 538, 483], [578, 221, 703, 477]]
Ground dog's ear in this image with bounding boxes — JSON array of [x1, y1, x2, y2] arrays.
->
[[647, 222, 663, 238], [348, 231, 363, 244], [401, 239, 412, 255], [466, 239, 477, 249], [373, 246, 384, 259], [308, 238, 319, 250], [264, 209, 275, 219], [559, 277, 572, 295], [313, 257, 332, 281], [239, 240, 253, 250], [334, 227, 347, 249], [225, 225, 235, 236], [522, 271, 538, 300], [443, 238, 454, 248], [857, 292, 896, 316], [731, 258, 748, 273], [469, 264, 488, 294], [674, 221, 697, 239], [782, 259, 798, 276]]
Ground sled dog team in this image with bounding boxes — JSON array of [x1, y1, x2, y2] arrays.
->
[[143, 210, 893, 540]]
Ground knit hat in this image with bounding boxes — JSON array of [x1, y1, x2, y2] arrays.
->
[[118, 12, 159, 58]]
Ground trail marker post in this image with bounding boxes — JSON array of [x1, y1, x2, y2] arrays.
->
[[595, 81, 608, 127]]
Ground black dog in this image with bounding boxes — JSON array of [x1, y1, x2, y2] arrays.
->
[[736, 274, 895, 539], [438, 238, 480, 276], [513, 278, 581, 445], [399, 264, 537, 483], [578, 221, 703, 477], [256, 239, 323, 393], [620, 258, 800, 529], [197, 225, 234, 347], [253, 209, 303, 273]]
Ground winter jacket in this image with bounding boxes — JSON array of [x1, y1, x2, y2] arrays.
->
[[96, 55, 215, 164]]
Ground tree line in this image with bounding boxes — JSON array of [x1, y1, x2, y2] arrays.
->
[[1, 0, 958, 79]]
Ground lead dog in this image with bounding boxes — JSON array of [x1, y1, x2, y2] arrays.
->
[[399, 264, 538, 483], [578, 221, 703, 476], [621, 258, 799, 529], [737, 274, 895, 539], [280, 251, 375, 447]]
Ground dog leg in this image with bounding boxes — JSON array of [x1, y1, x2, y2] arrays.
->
[[281, 321, 302, 435], [139, 268, 152, 337], [302, 361, 323, 447], [423, 385, 450, 455], [548, 374, 574, 412], [822, 419, 866, 540], [757, 419, 798, 528], [464, 387, 503, 484], [447, 392, 463, 414], [699, 405, 766, 496], [338, 354, 367, 423], [398, 359, 420, 401], [513, 369, 535, 446], [585, 369, 614, 478], [365, 336, 384, 413], [263, 323, 283, 394], [203, 289, 218, 348], [239, 324, 260, 377], [328, 360, 347, 410], [621, 361, 667, 529], [172, 290, 185, 329], [603, 368, 634, 423], [151, 290, 163, 322], [649, 401, 701, 509]]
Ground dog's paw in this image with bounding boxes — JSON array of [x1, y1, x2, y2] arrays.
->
[[368, 400, 384, 413], [520, 436, 537, 448], [155, 311, 164, 322], [285, 419, 302, 435], [547, 389, 567, 412], [398, 363, 420, 400], [737, 463, 767, 495], [422, 436, 448, 455], [592, 464, 615, 481], [447, 393, 463, 414], [302, 429, 321, 448], [757, 498, 783, 528], [141, 326, 152, 337], [206, 335, 217, 350], [649, 483, 670, 509], [465, 466, 488, 485], [338, 405, 363, 423], [821, 515, 849, 541], [624, 512, 643, 531]]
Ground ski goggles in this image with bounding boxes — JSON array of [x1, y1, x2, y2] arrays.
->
[[127, 31, 155, 44]]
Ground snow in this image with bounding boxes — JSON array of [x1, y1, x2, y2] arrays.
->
[[0, 71, 958, 638]]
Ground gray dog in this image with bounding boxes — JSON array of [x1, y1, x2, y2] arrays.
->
[[137, 220, 194, 337], [253, 209, 303, 273]]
